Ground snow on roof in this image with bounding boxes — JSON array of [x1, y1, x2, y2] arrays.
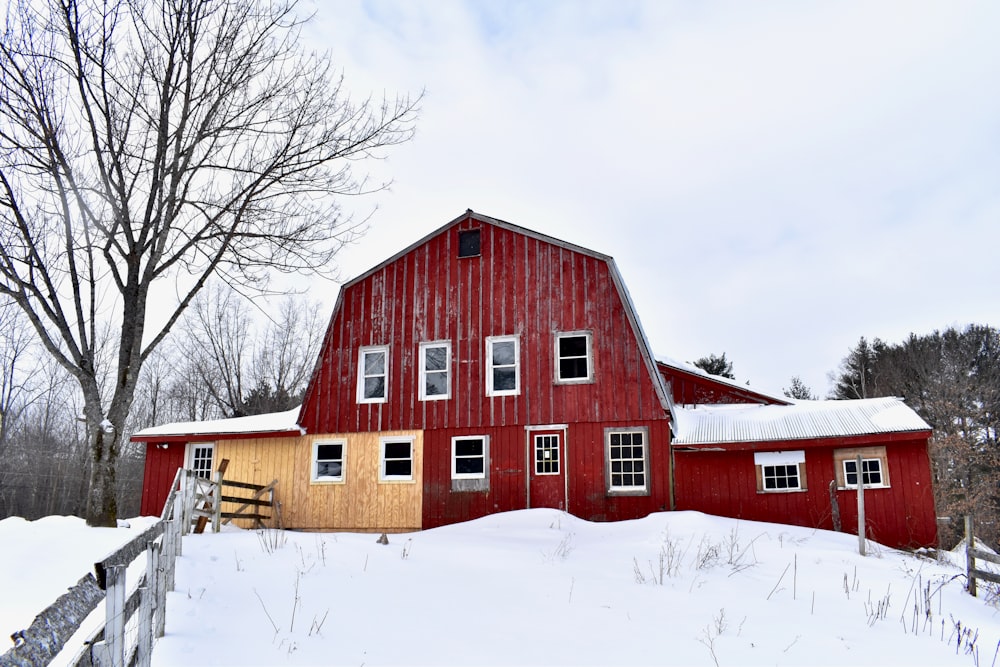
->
[[655, 355, 790, 404], [132, 406, 302, 438], [671, 396, 931, 445]]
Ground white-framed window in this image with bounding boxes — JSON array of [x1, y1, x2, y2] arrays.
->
[[606, 428, 649, 495], [380, 437, 415, 482], [312, 439, 346, 483], [835, 446, 889, 489], [419, 341, 451, 401], [452, 436, 488, 480], [188, 442, 215, 479], [754, 450, 806, 493], [486, 336, 519, 396], [555, 331, 593, 383], [357, 345, 389, 403]]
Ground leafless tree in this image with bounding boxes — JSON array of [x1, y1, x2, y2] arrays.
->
[[0, 301, 35, 450], [167, 284, 324, 418], [0, 0, 418, 525]]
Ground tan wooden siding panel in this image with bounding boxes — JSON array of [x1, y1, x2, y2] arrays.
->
[[212, 432, 422, 532]]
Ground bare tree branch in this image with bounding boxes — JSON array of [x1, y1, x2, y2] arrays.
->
[[0, 0, 419, 525]]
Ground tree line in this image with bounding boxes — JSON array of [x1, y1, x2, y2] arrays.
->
[[699, 325, 999, 548], [0, 289, 324, 520], [827, 325, 1000, 547]]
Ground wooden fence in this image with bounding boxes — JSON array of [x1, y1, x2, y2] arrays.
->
[[966, 515, 1000, 597], [0, 464, 274, 667], [0, 485, 183, 667]]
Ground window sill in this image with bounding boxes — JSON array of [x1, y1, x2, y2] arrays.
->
[[378, 478, 416, 484], [606, 489, 650, 497], [837, 485, 890, 491], [757, 488, 808, 494]]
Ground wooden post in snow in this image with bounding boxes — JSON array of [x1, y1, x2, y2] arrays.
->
[[967, 515, 977, 596], [857, 454, 866, 557]]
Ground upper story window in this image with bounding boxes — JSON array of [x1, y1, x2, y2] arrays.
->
[[458, 229, 481, 257], [419, 341, 451, 401], [555, 331, 593, 383], [357, 345, 389, 404], [486, 335, 519, 396]]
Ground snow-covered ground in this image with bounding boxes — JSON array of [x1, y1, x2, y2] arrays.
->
[[3, 510, 999, 666]]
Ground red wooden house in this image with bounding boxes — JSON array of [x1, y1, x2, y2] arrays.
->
[[134, 210, 938, 548]]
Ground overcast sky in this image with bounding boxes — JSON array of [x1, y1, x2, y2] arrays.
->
[[296, 0, 1000, 398]]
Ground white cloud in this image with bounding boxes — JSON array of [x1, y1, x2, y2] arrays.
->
[[301, 0, 1000, 397]]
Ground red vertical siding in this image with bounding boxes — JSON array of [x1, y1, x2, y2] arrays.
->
[[673, 438, 937, 549], [298, 215, 672, 529], [299, 215, 669, 435], [139, 442, 186, 516]]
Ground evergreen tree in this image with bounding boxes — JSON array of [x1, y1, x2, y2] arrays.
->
[[693, 353, 735, 379], [783, 376, 817, 400]]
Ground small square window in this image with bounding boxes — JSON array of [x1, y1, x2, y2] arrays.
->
[[834, 446, 889, 489], [458, 230, 481, 257], [844, 458, 883, 487], [312, 440, 346, 483]]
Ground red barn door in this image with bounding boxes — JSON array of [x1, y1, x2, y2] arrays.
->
[[529, 430, 566, 510]]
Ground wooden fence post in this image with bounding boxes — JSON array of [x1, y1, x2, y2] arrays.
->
[[136, 582, 153, 667], [179, 471, 190, 536], [164, 515, 177, 594], [91, 565, 126, 667], [856, 454, 866, 557], [967, 515, 977, 596], [829, 480, 841, 532], [212, 470, 224, 533]]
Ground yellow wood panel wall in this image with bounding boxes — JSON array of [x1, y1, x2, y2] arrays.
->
[[215, 430, 423, 532]]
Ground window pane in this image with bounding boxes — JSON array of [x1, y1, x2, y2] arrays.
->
[[456, 458, 484, 475], [458, 229, 481, 257], [492, 341, 515, 365], [560, 358, 588, 379], [559, 335, 587, 357], [493, 368, 516, 391], [425, 346, 447, 371], [317, 444, 342, 461], [364, 377, 385, 399], [385, 460, 412, 477], [455, 439, 483, 457], [364, 351, 385, 375], [317, 461, 342, 478], [384, 441, 411, 459], [425, 372, 448, 396]]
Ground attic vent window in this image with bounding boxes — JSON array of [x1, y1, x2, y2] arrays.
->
[[458, 229, 480, 257]]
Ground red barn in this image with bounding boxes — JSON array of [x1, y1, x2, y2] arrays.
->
[[134, 210, 938, 548]]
